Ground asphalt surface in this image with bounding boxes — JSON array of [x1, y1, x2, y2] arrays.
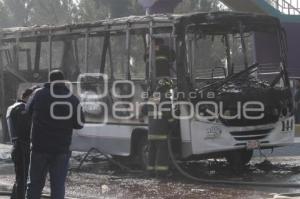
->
[[1, 144, 300, 198]]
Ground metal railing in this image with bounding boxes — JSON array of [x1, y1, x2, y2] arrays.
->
[[267, 0, 300, 15]]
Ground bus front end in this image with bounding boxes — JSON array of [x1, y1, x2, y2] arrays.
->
[[177, 13, 294, 164]]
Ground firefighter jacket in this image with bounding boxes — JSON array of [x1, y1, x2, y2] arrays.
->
[[6, 100, 31, 144]]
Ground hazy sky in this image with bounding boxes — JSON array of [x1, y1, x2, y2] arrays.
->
[[291, 0, 299, 7]]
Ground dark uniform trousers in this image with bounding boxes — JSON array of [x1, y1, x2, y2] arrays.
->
[[147, 114, 170, 174], [146, 44, 175, 174], [11, 141, 30, 199]]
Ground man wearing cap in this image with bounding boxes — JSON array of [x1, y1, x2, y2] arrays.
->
[[6, 88, 35, 199], [26, 70, 84, 199]]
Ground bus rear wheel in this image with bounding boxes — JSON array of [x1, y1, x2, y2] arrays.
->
[[135, 135, 149, 170], [225, 149, 253, 171], [0, 115, 8, 142]]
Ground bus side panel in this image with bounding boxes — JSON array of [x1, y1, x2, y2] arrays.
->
[[190, 121, 234, 155], [70, 124, 135, 156], [190, 116, 295, 155], [179, 106, 193, 158]]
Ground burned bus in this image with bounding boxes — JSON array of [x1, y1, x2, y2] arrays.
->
[[0, 12, 294, 168]]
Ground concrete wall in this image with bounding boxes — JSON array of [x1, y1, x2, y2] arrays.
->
[[255, 22, 300, 78], [282, 22, 300, 78], [254, 32, 281, 65]]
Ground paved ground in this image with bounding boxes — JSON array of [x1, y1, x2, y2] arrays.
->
[[1, 144, 300, 198], [254, 142, 300, 157]]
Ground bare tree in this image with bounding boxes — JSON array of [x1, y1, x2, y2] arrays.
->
[[29, 0, 78, 25], [0, 2, 11, 28], [3, 0, 31, 26]]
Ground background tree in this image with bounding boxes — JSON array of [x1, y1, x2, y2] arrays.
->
[[0, 0, 226, 27], [2, 0, 78, 27], [0, 2, 11, 28], [176, 0, 223, 13], [3, 0, 31, 26], [78, 0, 143, 22], [29, 0, 78, 25], [77, 0, 110, 22]]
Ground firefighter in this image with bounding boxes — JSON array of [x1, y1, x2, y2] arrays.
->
[[6, 88, 35, 199], [154, 38, 175, 77], [147, 79, 175, 176], [147, 38, 176, 176]]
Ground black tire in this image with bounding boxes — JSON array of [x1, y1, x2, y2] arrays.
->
[[135, 135, 149, 170], [0, 115, 8, 143], [225, 149, 253, 171], [111, 134, 149, 170]]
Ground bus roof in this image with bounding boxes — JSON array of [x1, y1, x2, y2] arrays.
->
[[0, 11, 280, 41]]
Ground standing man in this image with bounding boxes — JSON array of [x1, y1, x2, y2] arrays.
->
[[26, 70, 84, 199], [6, 88, 34, 199]]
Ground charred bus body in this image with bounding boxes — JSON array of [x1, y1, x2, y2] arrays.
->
[[0, 12, 294, 167]]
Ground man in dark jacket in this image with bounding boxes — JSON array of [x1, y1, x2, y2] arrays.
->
[[6, 88, 34, 199], [26, 70, 84, 199]]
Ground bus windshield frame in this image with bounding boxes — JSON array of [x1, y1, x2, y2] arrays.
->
[[184, 22, 288, 90]]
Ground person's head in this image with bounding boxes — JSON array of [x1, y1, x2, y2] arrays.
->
[[21, 88, 34, 102], [49, 70, 65, 82]]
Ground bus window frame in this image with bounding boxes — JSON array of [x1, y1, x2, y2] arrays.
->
[[128, 30, 148, 81]]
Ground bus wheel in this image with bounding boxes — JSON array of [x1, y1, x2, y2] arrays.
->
[[225, 149, 253, 171], [0, 115, 8, 142], [135, 135, 149, 170]]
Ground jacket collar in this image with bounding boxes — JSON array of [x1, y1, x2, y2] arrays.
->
[[44, 82, 66, 89], [16, 99, 26, 103]]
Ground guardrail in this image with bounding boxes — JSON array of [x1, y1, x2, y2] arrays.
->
[[268, 0, 300, 15]]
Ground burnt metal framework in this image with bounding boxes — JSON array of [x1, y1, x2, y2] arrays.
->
[[0, 12, 284, 78], [0, 12, 288, 139]]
